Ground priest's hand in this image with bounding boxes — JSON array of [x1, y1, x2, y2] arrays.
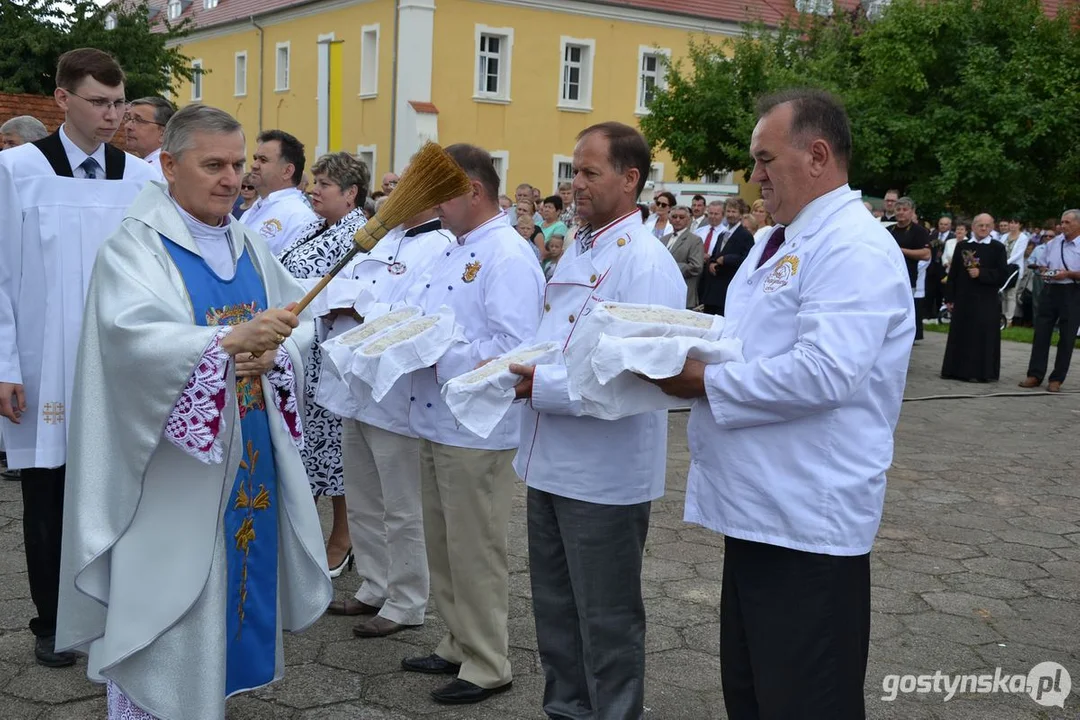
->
[[967, 267, 980, 279], [222, 307, 300, 357], [642, 358, 707, 399], [235, 351, 277, 378], [0, 383, 26, 424], [509, 364, 535, 400]]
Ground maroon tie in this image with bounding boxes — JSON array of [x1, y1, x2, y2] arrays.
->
[[704, 227, 715, 256], [756, 226, 787, 269]]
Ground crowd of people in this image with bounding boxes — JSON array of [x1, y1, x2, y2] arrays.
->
[[0, 46, 1076, 720]]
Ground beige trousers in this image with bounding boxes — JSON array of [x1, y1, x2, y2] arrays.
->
[[419, 439, 516, 688], [341, 419, 429, 625]]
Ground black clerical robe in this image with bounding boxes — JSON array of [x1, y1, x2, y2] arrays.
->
[[941, 240, 1007, 381]]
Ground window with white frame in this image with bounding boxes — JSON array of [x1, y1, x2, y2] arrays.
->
[[104, 12, 117, 30], [648, 163, 664, 184], [474, 26, 513, 102], [636, 46, 670, 114], [204, 0, 218, 9], [167, 0, 181, 20], [489, 150, 509, 194], [275, 42, 291, 91], [360, 25, 379, 97], [356, 145, 377, 178], [234, 52, 247, 96], [796, 0, 834, 14], [191, 59, 203, 101], [700, 171, 735, 185], [865, 0, 890, 19], [559, 37, 595, 110], [553, 155, 574, 193]]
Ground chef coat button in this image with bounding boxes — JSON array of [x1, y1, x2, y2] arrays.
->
[[590, 274, 597, 283], [544, 303, 551, 312], [617, 238, 626, 247], [426, 283, 430, 288], [445, 252, 450, 256], [448, 285, 453, 290], [388, 256, 393, 260], [747, 279, 752, 285], [569, 314, 576, 323], [426, 403, 432, 408], [410, 396, 415, 402]]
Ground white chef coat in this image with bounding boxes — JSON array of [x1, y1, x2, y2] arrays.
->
[[684, 185, 914, 556], [142, 147, 165, 181], [310, 220, 453, 431], [240, 187, 319, 255], [514, 210, 685, 505], [405, 212, 545, 451]]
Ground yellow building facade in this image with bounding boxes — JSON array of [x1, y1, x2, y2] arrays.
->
[[167, 0, 748, 198]]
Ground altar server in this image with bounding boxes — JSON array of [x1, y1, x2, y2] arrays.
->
[[55, 104, 331, 720], [0, 48, 156, 668], [509, 122, 684, 719], [652, 89, 914, 719]]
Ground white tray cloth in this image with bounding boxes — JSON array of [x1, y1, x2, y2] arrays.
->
[[441, 341, 562, 439], [322, 305, 422, 389], [565, 302, 741, 420]]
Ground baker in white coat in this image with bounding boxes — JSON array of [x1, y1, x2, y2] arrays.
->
[[510, 122, 684, 719], [313, 210, 454, 638], [240, 129, 319, 255], [398, 144, 544, 706], [652, 89, 914, 719]]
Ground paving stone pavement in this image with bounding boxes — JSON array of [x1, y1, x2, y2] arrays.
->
[[0, 331, 1077, 719]]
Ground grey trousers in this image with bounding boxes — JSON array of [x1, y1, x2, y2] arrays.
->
[[527, 487, 651, 720]]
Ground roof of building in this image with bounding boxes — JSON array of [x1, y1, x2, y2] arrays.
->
[[147, 0, 1069, 33]]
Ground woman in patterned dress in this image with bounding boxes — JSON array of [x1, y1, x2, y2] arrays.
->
[[277, 152, 370, 576]]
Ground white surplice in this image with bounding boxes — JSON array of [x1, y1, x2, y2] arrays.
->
[[0, 139, 156, 469]]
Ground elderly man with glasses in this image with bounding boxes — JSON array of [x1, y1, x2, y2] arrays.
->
[[123, 96, 175, 179], [0, 47, 155, 669]]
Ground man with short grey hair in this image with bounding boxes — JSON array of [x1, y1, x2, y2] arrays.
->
[[125, 96, 175, 177], [1021, 209, 1080, 392], [1, 116, 48, 150], [56, 102, 331, 718]]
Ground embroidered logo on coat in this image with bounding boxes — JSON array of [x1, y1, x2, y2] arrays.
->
[[763, 255, 800, 293], [462, 261, 482, 283], [388, 261, 407, 275], [259, 219, 283, 238]]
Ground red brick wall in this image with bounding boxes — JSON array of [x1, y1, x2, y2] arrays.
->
[[0, 93, 128, 150]]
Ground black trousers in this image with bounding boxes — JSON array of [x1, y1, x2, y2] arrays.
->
[[1027, 284, 1080, 383], [913, 296, 925, 340], [20, 466, 66, 638], [703, 304, 723, 316], [720, 537, 870, 720]]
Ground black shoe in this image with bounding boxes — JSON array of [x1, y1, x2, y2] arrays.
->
[[431, 678, 512, 705], [35, 636, 76, 668], [401, 653, 461, 675], [1, 469, 20, 481]]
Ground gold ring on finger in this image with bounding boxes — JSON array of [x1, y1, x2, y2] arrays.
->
[[275, 333, 286, 344]]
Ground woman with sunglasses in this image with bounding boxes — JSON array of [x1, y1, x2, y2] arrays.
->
[[232, 173, 258, 219], [644, 190, 676, 240]]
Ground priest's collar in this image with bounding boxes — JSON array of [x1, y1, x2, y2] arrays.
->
[[59, 124, 106, 177], [971, 235, 992, 244]]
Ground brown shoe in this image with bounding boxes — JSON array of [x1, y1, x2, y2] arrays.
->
[[352, 615, 420, 638], [327, 598, 381, 616], [1018, 376, 1041, 388], [1048, 380, 1062, 393]]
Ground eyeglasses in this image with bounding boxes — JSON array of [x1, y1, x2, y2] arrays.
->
[[66, 90, 126, 112], [123, 113, 164, 127]]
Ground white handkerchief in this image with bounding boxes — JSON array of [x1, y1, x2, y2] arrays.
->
[[442, 342, 562, 439]]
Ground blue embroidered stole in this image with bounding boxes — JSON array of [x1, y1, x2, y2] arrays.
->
[[161, 235, 279, 695]]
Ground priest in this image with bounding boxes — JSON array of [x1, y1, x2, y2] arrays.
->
[[55, 104, 332, 720], [0, 48, 156, 668], [941, 213, 1008, 382]]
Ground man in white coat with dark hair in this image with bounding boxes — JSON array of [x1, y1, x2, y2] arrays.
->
[[56, 104, 331, 720], [653, 89, 914, 719], [510, 121, 684, 719]]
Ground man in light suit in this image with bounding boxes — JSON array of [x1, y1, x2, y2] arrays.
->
[[662, 205, 705, 308]]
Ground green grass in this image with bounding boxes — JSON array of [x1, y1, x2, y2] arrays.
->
[[924, 321, 1080, 348]]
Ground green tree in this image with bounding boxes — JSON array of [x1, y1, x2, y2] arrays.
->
[[0, 0, 196, 99], [641, 0, 1080, 221]]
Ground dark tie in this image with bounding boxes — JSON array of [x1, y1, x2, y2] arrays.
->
[[756, 226, 787, 269], [79, 157, 100, 180], [703, 227, 715, 256]]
